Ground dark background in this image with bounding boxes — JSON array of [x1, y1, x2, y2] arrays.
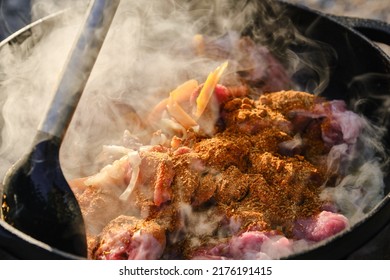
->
[[0, 0, 31, 41]]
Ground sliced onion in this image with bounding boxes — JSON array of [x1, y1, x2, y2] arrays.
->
[[193, 34, 205, 56], [98, 145, 133, 162], [167, 98, 198, 129], [119, 151, 142, 201], [85, 155, 130, 187], [195, 61, 228, 119], [159, 117, 189, 138], [147, 98, 169, 124], [166, 80, 199, 129], [170, 79, 199, 104]]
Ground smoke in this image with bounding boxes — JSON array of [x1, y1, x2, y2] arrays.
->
[[0, 3, 86, 183], [0, 0, 308, 180], [321, 114, 388, 224], [0, 0, 389, 258]]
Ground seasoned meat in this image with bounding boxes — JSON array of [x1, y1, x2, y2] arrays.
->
[[189, 231, 292, 260], [131, 151, 175, 214], [189, 210, 349, 260], [259, 90, 319, 115], [92, 215, 166, 260], [193, 134, 252, 171], [73, 90, 353, 259], [70, 156, 131, 236], [221, 97, 292, 135]]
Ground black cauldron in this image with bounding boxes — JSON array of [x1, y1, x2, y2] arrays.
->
[[0, 0, 389, 259]]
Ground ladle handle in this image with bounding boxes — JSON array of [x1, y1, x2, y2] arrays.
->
[[38, 0, 120, 140]]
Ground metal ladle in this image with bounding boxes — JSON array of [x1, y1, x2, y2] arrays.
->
[[0, 0, 120, 257]]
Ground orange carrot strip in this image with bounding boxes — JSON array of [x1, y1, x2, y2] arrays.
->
[[195, 61, 228, 119]]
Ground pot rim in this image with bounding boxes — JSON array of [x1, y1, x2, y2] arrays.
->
[[0, 219, 82, 259], [0, 9, 69, 48]]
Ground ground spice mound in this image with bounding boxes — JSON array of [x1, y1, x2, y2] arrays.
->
[[74, 90, 335, 259], [178, 90, 327, 238]]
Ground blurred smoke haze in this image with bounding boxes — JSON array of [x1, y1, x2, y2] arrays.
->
[[0, 0, 388, 258]]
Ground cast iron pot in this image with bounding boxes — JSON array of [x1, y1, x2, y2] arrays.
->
[[0, 1, 390, 259]]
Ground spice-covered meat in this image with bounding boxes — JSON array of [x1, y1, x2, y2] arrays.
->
[[128, 151, 175, 214], [71, 90, 354, 259], [190, 231, 292, 260], [193, 135, 252, 171], [221, 96, 292, 135], [259, 90, 320, 115], [189, 210, 349, 260], [92, 215, 166, 260], [70, 156, 131, 236]]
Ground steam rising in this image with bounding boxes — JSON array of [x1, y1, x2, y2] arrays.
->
[[0, 4, 85, 180], [1, 0, 337, 178], [0, 0, 389, 259]]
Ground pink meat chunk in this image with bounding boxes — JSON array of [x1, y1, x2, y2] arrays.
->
[[136, 151, 175, 207], [191, 231, 292, 260], [313, 100, 363, 146], [153, 158, 175, 206], [93, 215, 166, 260], [293, 211, 349, 242], [288, 100, 363, 147]]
